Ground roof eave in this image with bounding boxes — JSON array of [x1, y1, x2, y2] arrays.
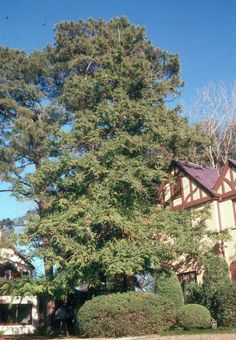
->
[[172, 160, 220, 198]]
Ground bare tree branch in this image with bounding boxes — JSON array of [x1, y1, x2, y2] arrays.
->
[[189, 82, 236, 168]]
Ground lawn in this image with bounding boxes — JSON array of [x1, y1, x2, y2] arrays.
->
[[4, 327, 236, 339], [161, 326, 236, 336]]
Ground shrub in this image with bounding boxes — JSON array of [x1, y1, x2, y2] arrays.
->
[[77, 291, 176, 337], [177, 304, 211, 329], [212, 282, 236, 326], [185, 282, 203, 304], [155, 269, 184, 309], [202, 255, 230, 309]]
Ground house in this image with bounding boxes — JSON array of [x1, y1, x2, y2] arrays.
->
[[0, 246, 38, 336], [158, 159, 236, 289]]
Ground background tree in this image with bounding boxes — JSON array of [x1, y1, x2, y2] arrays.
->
[[0, 46, 68, 332], [189, 82, 236, 168]]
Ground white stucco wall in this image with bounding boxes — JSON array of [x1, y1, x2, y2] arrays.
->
[[0, 296, 38, 336]]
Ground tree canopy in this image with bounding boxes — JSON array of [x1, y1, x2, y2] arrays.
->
[[0, 17, 216, 301]]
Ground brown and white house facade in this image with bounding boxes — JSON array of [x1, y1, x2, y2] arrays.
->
[[0, 246, 38, 335], [158, 159, 236, 288]]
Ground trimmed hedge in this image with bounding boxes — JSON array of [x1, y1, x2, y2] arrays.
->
[[212, 283, 236, 326], [77, 291, 176, 337], [155, 269, 184, 309], [177, 304, 211, 329]]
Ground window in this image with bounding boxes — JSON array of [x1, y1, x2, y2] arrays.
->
[[0, 304, 32, 325], [22, 271, 29, 276], [0, 263, 21, 281], [178, 271, 197, 294]]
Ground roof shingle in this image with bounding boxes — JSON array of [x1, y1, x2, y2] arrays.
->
[[174, 161, 219, 194]]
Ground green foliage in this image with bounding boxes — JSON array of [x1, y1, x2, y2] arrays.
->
[[155, 269, 184, 309], [0, 18, 217, 302], [184, 282, 203, 305], [162, 326, 236, 336], [0, 276, 48, 296], [202, 255, 230, 309], [212, 283, 236, 326], [177, 304, 211, 330], [77, 291, 176, 337], [0, 46, 65, 184]]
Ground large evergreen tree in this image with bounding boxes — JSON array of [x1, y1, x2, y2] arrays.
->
[[17, 18, 214, 295], [0, 18, 217, 307]]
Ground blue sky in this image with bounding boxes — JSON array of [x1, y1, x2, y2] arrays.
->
[[0, 0, 235, 221]]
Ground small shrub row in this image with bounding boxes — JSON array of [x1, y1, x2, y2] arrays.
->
[[77, 291, 176, 337], [154, 269, 211, 330], [77, 293, 212, 337], [184, 256, 236, 327], [76, 258, 236, 336]]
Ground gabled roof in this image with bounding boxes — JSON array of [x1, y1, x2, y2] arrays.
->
[[212, 159, 236, 191], [10, 246, 35, 270], [171, 160, 220, 196]]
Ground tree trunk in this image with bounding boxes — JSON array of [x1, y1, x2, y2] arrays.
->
[[38, 294, 56, 335]]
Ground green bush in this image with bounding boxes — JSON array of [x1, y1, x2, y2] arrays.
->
[[212, 283, 236, 326], [155, 269, 184, 309], [185, 282, 203, 304], [77, 291, 176, 337], [177, 304, 211, 329], [202, 255, 230, 309]]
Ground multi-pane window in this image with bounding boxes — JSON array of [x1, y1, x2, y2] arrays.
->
[[0, 304, 32, 325]]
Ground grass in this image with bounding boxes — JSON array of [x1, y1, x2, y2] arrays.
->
[[161, 326, 236, 336], [4, 327, 236, 339]]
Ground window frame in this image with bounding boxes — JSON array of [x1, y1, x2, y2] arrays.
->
[[0, 303, 32, 325]]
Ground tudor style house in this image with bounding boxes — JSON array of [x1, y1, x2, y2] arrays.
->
[[0, 246, 38, 336], [158, 159, 236, 289]]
